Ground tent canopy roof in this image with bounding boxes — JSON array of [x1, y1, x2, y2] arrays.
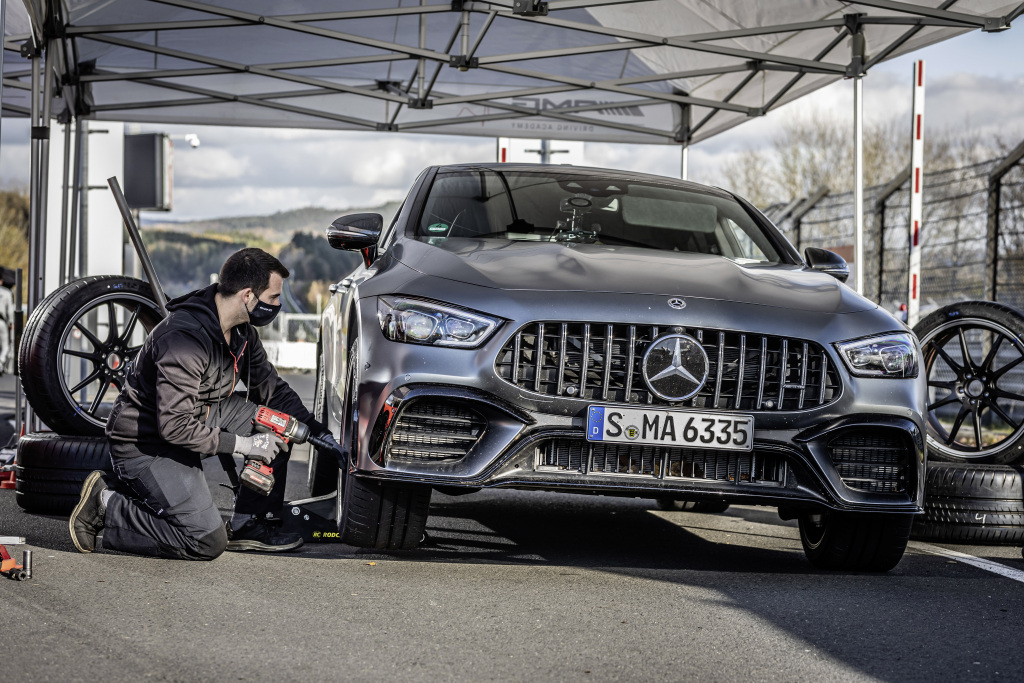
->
[[3, 0, 1022, 144]]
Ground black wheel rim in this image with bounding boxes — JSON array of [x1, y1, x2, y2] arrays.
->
[[57, 293, 161, 429], [921, 317, 1024, 460]]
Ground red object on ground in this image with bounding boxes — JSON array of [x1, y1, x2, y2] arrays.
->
[[0, 544, 22, 574], [0, 469, 15, 489]]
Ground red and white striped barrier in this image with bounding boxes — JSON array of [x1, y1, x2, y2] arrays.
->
[[907, 60, 925, 327]]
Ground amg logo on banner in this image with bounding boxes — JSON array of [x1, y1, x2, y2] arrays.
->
[[511, 97, 645, 117]]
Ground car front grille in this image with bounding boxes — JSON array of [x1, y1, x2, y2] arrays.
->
[[495, 322, 841, 411], [828, 432, 909, 494], [536, 438, 787, 485], [385, 399, 486, 463]]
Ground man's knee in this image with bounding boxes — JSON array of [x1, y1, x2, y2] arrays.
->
[[193, 523, 228, 560]]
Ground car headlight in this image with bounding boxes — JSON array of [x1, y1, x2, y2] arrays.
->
[[377, 296, 500, 348], [835, 333, 918, 378]]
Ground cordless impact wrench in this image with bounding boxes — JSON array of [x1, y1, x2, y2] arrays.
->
[[240, 406, 339, 495]]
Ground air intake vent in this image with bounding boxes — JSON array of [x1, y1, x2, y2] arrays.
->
[[828, 431, 909, 494], [386, 399, 486, 463], [495, 322, 841, 411], [535, 439, 787, 485]]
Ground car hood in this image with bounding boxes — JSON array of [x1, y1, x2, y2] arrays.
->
[[392, 237, 875, 314]]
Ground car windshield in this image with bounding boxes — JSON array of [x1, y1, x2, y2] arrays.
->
[[414, 169, 781, 263]]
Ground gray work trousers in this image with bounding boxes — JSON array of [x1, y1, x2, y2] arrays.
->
[[102, 394, 291, 560]]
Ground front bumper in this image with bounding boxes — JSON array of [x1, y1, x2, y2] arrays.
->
[[350, 384, 924, 515], [343, 298, 927, 515]]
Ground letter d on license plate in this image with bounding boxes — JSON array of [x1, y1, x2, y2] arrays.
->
[[587, 406, 753, 451]]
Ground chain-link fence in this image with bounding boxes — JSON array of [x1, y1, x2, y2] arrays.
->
[[766, 141, 1024, 317]]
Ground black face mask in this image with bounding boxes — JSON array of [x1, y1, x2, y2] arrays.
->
[[246, 295, 281, 327]]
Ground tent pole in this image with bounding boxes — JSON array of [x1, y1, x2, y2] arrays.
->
[[58, 119, 72, 286], [853, 75, 864, 295], [417, 0, 426, 100], [27, 52, 40, 314], [0, 0, 6, 142], [33, 39, 54, 306], [681, 145, 689, 180], [68, 117, 83, 281]]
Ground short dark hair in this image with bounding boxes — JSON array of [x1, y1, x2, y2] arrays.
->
[[217, 248, 290, 297]]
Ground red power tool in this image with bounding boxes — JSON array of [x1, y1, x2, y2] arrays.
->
[[240, 406, 338, 495]]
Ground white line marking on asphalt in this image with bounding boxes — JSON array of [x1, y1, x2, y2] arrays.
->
[[910, 541, 1024, 584]]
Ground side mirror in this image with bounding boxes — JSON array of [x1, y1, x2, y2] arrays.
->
[[327, 213, 383, 267], [326, 213, 383, 251], [804, 247, 849, 283]]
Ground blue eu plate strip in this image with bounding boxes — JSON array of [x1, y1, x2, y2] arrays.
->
[[587, 406, 604, 441]]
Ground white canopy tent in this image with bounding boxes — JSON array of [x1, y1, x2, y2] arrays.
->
[[2, 0, 1022, 307]]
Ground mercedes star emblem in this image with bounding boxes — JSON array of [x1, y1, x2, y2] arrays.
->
[[667, 297, 686, 310], [641, 334, 709, 401]]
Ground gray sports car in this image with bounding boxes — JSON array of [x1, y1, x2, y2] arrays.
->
[[312, 163, 925, 571]]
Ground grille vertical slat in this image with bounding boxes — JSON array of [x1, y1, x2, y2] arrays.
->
[[735, 334, 746, 410], [534, 322, 545, 393], [798, 342, 809, 409], [602, 325, 613, 401], [579, 324, 591, 396], [819, 356, 829, 406], [713, 331, 724, 408], [647, 327, 658, 405], [511, 332, 521, 384], [625, 325, 636, 403], [557, 323, 568, 396], [496, 321, 840, 412], [757, 337, 767, 409]]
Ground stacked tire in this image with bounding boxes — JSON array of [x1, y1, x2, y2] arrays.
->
[[912, 301, 1024, 545], [14, 276, 162, 515]]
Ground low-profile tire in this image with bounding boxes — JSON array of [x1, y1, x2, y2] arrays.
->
[[799, 510, 913, 572], [655, 498, 730, 514], [911, 462, 1024, 545], [306, 340, 339, 497], [340, 474, 432, 550], [19, 275, 163, 436], [14, 432, 113, 515], [915, 300, 1024, 465]]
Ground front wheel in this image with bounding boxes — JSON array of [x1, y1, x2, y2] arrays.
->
[[338, 473, 432, 550], [333, 334, 431, 550], [798, 510, 913, 572]]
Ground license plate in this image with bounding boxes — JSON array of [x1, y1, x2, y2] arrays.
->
[[586, 406, 753, 451]]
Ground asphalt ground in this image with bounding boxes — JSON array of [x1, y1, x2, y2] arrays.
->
[[2, 372, 1024, 682]]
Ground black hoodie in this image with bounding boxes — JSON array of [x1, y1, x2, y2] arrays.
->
[[105, 284, 316, 456]]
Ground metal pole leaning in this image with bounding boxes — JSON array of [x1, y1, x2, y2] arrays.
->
[[107, 177, 170, 318]]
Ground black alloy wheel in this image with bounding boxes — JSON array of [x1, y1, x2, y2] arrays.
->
[[916, 301, 1024, 465], [19, 276, 163, 436]]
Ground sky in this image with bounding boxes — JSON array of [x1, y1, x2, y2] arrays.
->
[[0, 26, 1021, 222]]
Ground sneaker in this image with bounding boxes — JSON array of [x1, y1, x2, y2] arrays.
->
[[69, 471, 108, 553], [225, 519, 303, 553]]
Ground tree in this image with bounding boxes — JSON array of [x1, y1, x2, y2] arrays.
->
[[0, 190, 30, 290]]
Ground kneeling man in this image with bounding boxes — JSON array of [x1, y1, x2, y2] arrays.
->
[[70, 248, 339, 559]]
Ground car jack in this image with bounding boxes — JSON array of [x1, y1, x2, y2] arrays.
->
[[280, 493, 343, 543]]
